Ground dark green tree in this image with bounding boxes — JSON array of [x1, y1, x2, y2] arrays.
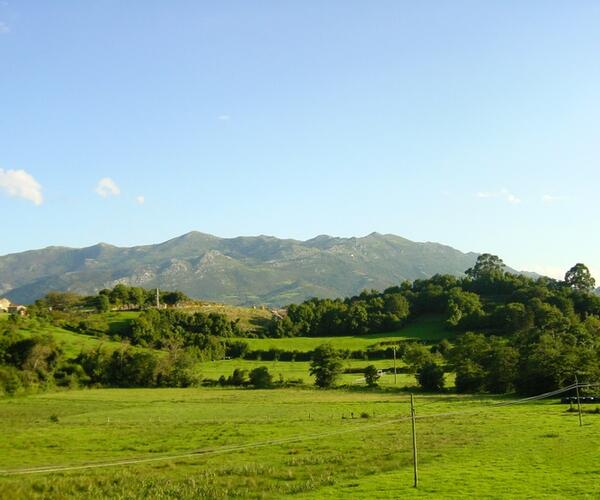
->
[[309, 344, 343, 388], [249, 366, 273, 388], [564, 263, 596, 292], [417, 362, 445, 392], [465, 253, 505, 280], [364, 365, 380, 387]]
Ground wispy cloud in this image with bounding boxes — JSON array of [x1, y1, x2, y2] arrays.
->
[[541, 194, 568, 204], [0, 168, 43, 205], [476, 188, 521, 204], [95, 177, 120, 198], [135, 195, 145, 205], [218, 114, 230, 121], [0, 21, 9, 34]]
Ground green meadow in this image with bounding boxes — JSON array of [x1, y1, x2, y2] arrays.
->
[[195, 358, 423, 387], [0, 387, 597, 499], [237, 315, 450, 352]]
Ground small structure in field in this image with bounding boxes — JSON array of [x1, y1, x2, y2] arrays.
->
[[0, 298, 10, 312], [8, 304, 27, 316]]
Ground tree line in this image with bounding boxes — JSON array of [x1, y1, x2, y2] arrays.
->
[[301, 258, 600, 395]]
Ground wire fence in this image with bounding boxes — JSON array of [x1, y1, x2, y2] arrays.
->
[[0, 383, 589, 477]]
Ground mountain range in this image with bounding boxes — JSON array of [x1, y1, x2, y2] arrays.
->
[[1, 231, 522, 306]]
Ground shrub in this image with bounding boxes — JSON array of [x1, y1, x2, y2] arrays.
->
[[249, 366, 273, 388], [416, 362, 445, 392], [364, 365, 380, 387]]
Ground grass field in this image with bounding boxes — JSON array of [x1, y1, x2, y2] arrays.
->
[[235, 315, 450, 352], [195, 358, 426, 387], [13, 323, 126, 358], [10, 312, 159, 358], [0, 387, 597, 499]]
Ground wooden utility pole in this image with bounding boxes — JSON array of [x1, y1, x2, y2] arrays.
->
[[575, 374, 583, 427], [410, 393, 418, 488], [156, 288, 160, 309], [393, 346, 397, 384]]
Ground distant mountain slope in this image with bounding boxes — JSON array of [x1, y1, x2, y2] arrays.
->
[[1, 231, 500, 306]]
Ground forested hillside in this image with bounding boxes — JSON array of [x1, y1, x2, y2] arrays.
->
[[1, 256, 598, 397]]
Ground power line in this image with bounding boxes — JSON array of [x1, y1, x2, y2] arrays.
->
[[0, 383, 585, 477]]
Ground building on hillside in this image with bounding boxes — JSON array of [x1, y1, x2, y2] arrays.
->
[[7, 304, 27, 316], [0, 298, 10, 313]]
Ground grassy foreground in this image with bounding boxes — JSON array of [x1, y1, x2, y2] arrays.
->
[[0, 387, 597, 499]]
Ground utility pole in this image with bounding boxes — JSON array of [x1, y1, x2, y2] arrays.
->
[[393, 346, 397, 384], [410, 393, 418, 488], [156, 288, 160, 309], [575, 374, 583, 427]]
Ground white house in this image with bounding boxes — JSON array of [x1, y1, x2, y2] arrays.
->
[[0, 298, 10, 313]]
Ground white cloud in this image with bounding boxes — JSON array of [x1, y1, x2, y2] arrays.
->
[[218, 114, 230, 121], [0, 21, 9, 34], [0, 168, 43, 205], [541, 194, 568, 204], [95, 177, 120, 198], [476, 188, 521, 204], [135, 195, 145, 205]]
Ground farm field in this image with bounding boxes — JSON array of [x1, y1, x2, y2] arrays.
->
[[12, 323, 125, 358], [195, 358, 427, 388], [235, 315, 450, 352], [11, 314, 156, 358], [0, 387, 597, 499]]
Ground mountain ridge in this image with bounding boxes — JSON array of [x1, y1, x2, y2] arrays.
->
[[0, 232, 520, 306]]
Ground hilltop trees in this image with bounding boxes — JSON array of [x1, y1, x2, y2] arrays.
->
[[564, 263, 596, 292], [129, 309, 241, 352], [465, 254, 505, 280], [269, 291, 410, 338]]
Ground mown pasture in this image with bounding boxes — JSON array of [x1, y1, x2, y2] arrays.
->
[[194, 358, 426, 387], [235, 315, 450, 352], [0, 387, 597, 499]]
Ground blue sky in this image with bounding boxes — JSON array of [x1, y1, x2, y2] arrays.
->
[[1, 1, 599, 280]]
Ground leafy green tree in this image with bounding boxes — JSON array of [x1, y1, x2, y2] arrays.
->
[[364, 365, 380, 387], [454, 359, 486, 393], [404, 343, 434, 373], [383, 293, 410, 319], [128, 287, 146, 309], [485, 341, 519, 393], [161, 291, 189, 306], [39, 291, 83, 312], [0, 366, 23, 395], [110, 284, 131, 307], [309, 344, 343, 388], [249, 366, 273, 388], [564, 263, 596, 292], [417, 362, 445, 392], [346, 303, 369, 335], [446, 288, 484, 328], [496, 303, 533, 334], [465, 253, 505, 280], [97, 294, 110, 313]]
